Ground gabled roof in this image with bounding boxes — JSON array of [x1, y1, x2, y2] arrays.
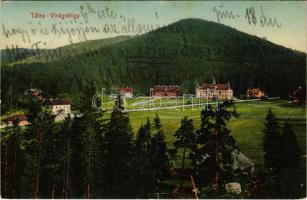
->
[[3, 114, 28, 122], [30, 88, 41, 93], [45, 99, 71, 105], [198, 83, 230, 90], [247, 88, 264, 94], [153, 85, 179, 92], [119, 87, 133, 93]]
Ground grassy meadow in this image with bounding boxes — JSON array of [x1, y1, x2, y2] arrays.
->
[[3, 99, 305, 167], [1, 98, 305, 193], [122, 100, 306, 167]]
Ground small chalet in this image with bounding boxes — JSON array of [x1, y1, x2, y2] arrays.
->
[[29, 88, 43, 100], [118, 87, 133, 98], [45, 99, 71, 116], [2, 114, 29, 127], [290, 86, 306, 104], [246, 88, 265, 98], [196, 79, 233, 100], [151, 85, 179, 97]]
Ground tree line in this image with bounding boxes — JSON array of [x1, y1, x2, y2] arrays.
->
[[2, 18, 306, 115], [1, 83, 171, 198], [1, 83, 303, 198]]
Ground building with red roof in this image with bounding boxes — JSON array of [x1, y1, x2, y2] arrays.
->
[[29, 88, 43, 100], [196, 79, 233, 100], [151, 85, 180, 97], [118, 87, 133, 98], [246, 88, 265, 98], [290, 86, 306, 104], [45, 99, 71, 115], [2, 114, 29, 127]]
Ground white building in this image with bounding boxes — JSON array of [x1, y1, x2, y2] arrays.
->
[[45, 99, 71, 115], [118, 87, 133, 98], [196, 82, 233, 100]]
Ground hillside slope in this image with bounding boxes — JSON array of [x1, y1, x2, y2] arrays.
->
[[3, 35, 132, 64], [1, 18, 305, 111]]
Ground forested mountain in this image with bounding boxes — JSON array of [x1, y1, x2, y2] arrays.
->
[[2, 35, 132, 64], [1, 48, 45, 64], [1, 18, 305, 113]]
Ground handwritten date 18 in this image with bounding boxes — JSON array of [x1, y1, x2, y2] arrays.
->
[[245, 6, 281, 28], [212, 4, 281, 29]]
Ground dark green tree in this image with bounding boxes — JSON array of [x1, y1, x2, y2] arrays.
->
[[278, 123, 301, 198], [191, 103, 238, 191], [263, 109, 282, 171], [133, 119, 154, 198], [73, 79, 98, 198], [214, 103, 236, 176], [22, 98, 55, 198], [60, 115, 72, 199], [100, 94, 134, 198], [280, 123, 300, 168], [16, 98, 42, 198], [150, 114, 170, 190], [262, 108, 283, 197], [191, 105, 216, 186], [39, 121, 62, 198], [1, 119, 26, 198], [69, 116, 87, 198], [174, 116, 196, 189], [80, 81, 96, 199], [35, 108, 55, 198], [91, 110, 107, 198]]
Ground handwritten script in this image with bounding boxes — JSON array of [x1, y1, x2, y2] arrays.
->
[[213, 3, 281, 28]]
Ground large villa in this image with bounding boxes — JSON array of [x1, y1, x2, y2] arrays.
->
[[196, 79, 233, 100]]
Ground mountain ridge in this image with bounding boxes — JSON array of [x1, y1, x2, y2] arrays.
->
[[3, 18, 305, 64], [1, 18, 305, 112]]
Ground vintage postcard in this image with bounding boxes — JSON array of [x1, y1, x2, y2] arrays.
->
[[1, 1, 306, 199]]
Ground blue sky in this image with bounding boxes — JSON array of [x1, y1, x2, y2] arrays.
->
[[1, 1, 306, 52]]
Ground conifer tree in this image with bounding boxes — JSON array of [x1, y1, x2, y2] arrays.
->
[[262, 109, 283, 197], [1, 133, 10, 198], [11, 119, 24, 198], [192, 103, 238, 189], [69, 116, 87, 198], [91, 110, 107, 198], [280, 123, 300, 168], [100, 94, 134, 198], [150, 114, 170, 190], [60, 115, 72, 199], [133, 119, 154, 198], [34, 108, 55, 198], [214, 103, 236, 176], [1, 119, 25, 198], [81, 81, 96, 199], [18, 98, 42, 198], [23, 98, 55, 198], [263, 108, 282, 171], [39, 120, 61, 198], [278, 122, 301, 198], [191, 105, 216, 186], [174, 117, 196, 188], [76, 79, 98, 198]]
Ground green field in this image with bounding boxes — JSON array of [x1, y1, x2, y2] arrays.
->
[[1, 99, 305, 194], [98, 96, 214, 111], [122, 100, 306, 166], [3, 99, 305, 167]]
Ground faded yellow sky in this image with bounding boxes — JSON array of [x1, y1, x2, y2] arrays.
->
[[1, 1, 306, 52]]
